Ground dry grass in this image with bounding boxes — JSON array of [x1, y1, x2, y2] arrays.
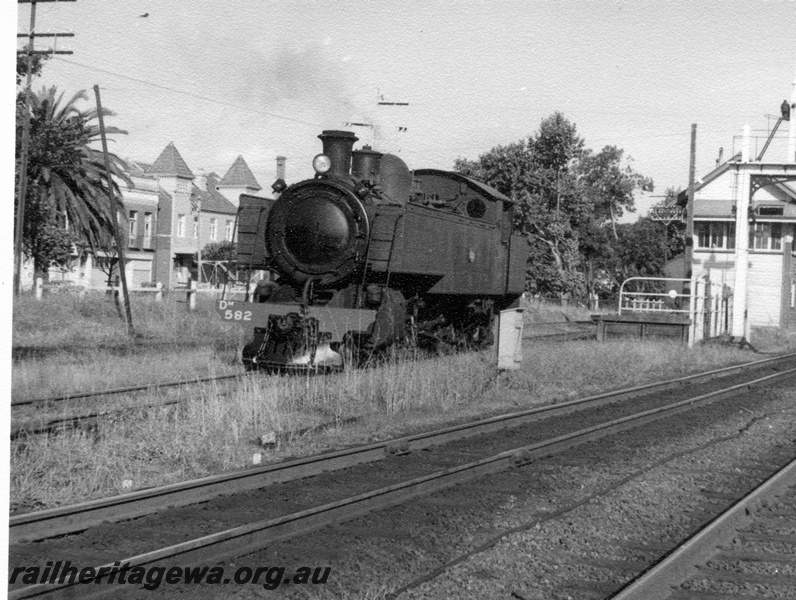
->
[[12, 294, 245, 400], [12, 295, 788, 512], [13, 292, 242, 351], [10, 334, 762, 512]]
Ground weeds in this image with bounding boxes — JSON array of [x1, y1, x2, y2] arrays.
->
[[9, 295, 773, 511]]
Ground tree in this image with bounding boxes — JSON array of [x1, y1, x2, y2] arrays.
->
[[577, 146, 654, 240], [16, 86, 130, 277], [16, 48, 49, 86], [649, 187, 687, 262], [202, 240, 237, 262], [611, 218, 669, 282], [455, 112, 589, 299], [454, 112, 654, 302]]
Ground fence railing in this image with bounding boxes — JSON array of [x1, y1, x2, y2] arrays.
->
[[617, 276, 732, 345], [618, 277, 692, 315], [33, 277, 253, 311]]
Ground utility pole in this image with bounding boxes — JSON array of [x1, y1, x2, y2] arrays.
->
[[14, 0, 75, 296], [94, 85, 134, 336], [685, 124, 697, 280]]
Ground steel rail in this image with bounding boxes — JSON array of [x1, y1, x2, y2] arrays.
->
[[13, 322, 595, 408], [12, 365, 796, 599], [610, 456, 796, 600], [11, 372, 247, 408], [10, 353, 796, 545]]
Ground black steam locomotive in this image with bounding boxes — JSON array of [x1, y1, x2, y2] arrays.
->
[[217, 130, 527, 370]]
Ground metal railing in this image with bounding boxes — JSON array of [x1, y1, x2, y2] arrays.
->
[[618, 276, 733, 346], [618, 277, 691, 315]]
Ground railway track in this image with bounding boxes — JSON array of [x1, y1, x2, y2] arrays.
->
[[11, 323, 596, 439], [13, 321, 594, 409], [9, 353, 796, 599], [612, 457, 796, 599], [11, 352, 795, 543]]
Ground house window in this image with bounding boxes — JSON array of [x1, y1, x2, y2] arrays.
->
[[696, 222, 735, 250], [144, 213, 152, 240], [749, 222, 782, 251], [225, 220, 233, 241], [193, 217, 199, 239], [209, 218, 217, 241], [177, 214, 186, 237], [128, 211, 138, 239]]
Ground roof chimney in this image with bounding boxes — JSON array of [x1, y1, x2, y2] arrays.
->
[[276, 156, 286, 181], [194, 168, 207, 191]]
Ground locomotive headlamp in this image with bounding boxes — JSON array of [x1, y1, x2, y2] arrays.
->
[[312, 154, 332, 174], [271, 178, 287, 194]]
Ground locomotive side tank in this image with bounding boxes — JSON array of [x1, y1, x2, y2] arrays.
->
[[218, 130, 527, 370]]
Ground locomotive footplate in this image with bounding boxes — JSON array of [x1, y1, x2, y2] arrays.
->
[[216, 300, 377, 370]]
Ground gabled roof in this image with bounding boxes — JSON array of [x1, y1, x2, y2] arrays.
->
[[218, 155, 261, 190], [148, 142, 195, 179], [191, 173, 237, 215]]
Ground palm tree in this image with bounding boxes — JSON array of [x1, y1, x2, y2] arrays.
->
[[16, 86, 130, 276]]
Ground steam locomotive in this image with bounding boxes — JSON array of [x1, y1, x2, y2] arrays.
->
[[217, 130, 527, 370]]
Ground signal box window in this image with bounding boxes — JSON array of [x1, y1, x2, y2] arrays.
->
[[749, 222, 782, 251], [696, 222, 735, 250]]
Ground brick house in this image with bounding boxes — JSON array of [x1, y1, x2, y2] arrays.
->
[[40, 142, 268, 291]]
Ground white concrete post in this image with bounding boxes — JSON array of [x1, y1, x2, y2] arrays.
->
[[114, 276, 127, 314], [788, 67, 796, 163], [732, 162, 751, 341], [155, 282, 163, 302], [188, 278, 196, 312], [35, 277, 43, 300]]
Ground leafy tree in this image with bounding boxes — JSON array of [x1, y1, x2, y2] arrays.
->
[[16, 48, 49, 86], [455, 112, 654, 302], [577, 146, 654, 240], [455, 113, 589, 299], [649, 187, 687, 262], [16, 86, 129, 277], [611, 218, 668, 282], [201, 240, 237, 262]]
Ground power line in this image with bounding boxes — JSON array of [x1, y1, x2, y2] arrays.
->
[[54, 56, 325, 129]]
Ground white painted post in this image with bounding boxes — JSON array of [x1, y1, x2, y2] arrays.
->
[[688, 278, 700, 346], [188, 278, 196, 312], [732, 158, 751, 342], [788, 67, 796, 163], [114, 276, 126, 314], [497, 308, 525, 371], [154, 282, 163, 302], [35, 277, 43, 300]]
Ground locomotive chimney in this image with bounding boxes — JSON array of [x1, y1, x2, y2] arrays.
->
[[351, 145, 383, 183], [318, 130, 358, 178]]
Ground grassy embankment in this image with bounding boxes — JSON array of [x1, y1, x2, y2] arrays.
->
[[10, 293, 781, 511]]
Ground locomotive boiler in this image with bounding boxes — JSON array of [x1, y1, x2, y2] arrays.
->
[[218, 130, 527, 370]]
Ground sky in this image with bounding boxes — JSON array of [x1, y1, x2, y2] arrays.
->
[[7, 0, 796, 220]]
